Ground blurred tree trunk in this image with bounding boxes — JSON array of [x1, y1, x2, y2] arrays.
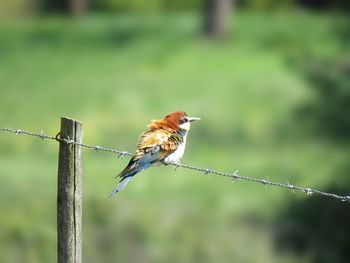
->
[[68, 0, 87, 15], [25, 0, 39, 14], [44, 0, 87, 14], [203, 0, 233, 38]]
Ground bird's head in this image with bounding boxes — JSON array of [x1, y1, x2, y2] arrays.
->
[[165, 111, 200, 132], [148, 111, 200, 132]]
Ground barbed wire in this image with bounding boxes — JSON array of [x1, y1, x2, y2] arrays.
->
[[1, 127, 350, 202], [0, 128, 133, 158]]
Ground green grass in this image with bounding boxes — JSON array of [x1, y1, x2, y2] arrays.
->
[[0, 11, 348, 263]]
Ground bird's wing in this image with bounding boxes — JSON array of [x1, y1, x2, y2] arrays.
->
[[138, 129, 170, 148], [115, 129, 171, 180], [114, 129, 182, 188], [135, 129, 180, 162]]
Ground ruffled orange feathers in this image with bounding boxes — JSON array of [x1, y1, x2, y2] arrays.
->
[[147, 111, 187, 131]]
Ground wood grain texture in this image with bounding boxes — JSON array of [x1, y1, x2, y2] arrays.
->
[[57, 117, 82, 263]]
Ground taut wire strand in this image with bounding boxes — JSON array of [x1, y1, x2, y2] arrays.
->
[[1, 127, 349, 202]]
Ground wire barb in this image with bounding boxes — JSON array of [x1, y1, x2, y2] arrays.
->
[[202, 168, 212, 175], [173, 163, 180, 171], [287, 182, 296, 194], [39, 130, 46, 140], [262, 177, 269, 190], [94, 145, 101, 151], [341, 196, 350, 202], [94, 145, 101, 155], [117, 151, 127, 159], [230, 170, 239, 182], [306, 188, 313, 196], [1, 127, 349, 203]]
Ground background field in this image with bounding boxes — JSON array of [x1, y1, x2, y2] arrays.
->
[[0, 7, 349, 263]]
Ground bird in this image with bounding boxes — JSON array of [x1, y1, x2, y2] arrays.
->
[[109, 111, 200, 196]]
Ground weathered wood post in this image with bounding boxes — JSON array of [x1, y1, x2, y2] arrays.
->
[[57, 117, 82, 263]]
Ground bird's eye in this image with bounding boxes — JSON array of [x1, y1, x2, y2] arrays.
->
[[180, 117, 188, 124]]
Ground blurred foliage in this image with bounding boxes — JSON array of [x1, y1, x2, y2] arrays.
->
[[298, 0, 350, 11], [242, 0, 294, 10], [274, 184, 350, 263], [28, 0, 203, 14], [296, 54, 350, 140], [290, 16, 350, 141], [89, 0, 202, 12], [0, 10, 349, 263], [273, 11, 350, 263], [274, 147, 350, 263], [2, 0, 350, 15]]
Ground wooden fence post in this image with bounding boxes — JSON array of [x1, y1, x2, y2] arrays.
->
[[57, 117, 83, 263]]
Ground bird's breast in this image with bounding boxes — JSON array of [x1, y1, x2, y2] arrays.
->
[[163, 135, 187, 164]]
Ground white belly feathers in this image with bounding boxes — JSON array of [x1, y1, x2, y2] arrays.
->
[[163, 134, 187, 164]]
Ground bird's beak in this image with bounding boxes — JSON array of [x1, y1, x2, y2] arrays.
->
[[188, 117, 201, 122]]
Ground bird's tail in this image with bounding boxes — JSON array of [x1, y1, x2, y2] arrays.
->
[[109, 176, 134, 197], [109, 158, 140, 197]]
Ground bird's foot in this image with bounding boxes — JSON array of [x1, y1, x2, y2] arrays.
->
[[162, 160, 181, 167], [172, 162, 181, 171]]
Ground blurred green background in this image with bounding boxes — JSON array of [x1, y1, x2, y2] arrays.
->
[[0, 0, 350, 262]]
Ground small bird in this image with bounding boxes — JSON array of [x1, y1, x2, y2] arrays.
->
[[110, 111, 200, 196]]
